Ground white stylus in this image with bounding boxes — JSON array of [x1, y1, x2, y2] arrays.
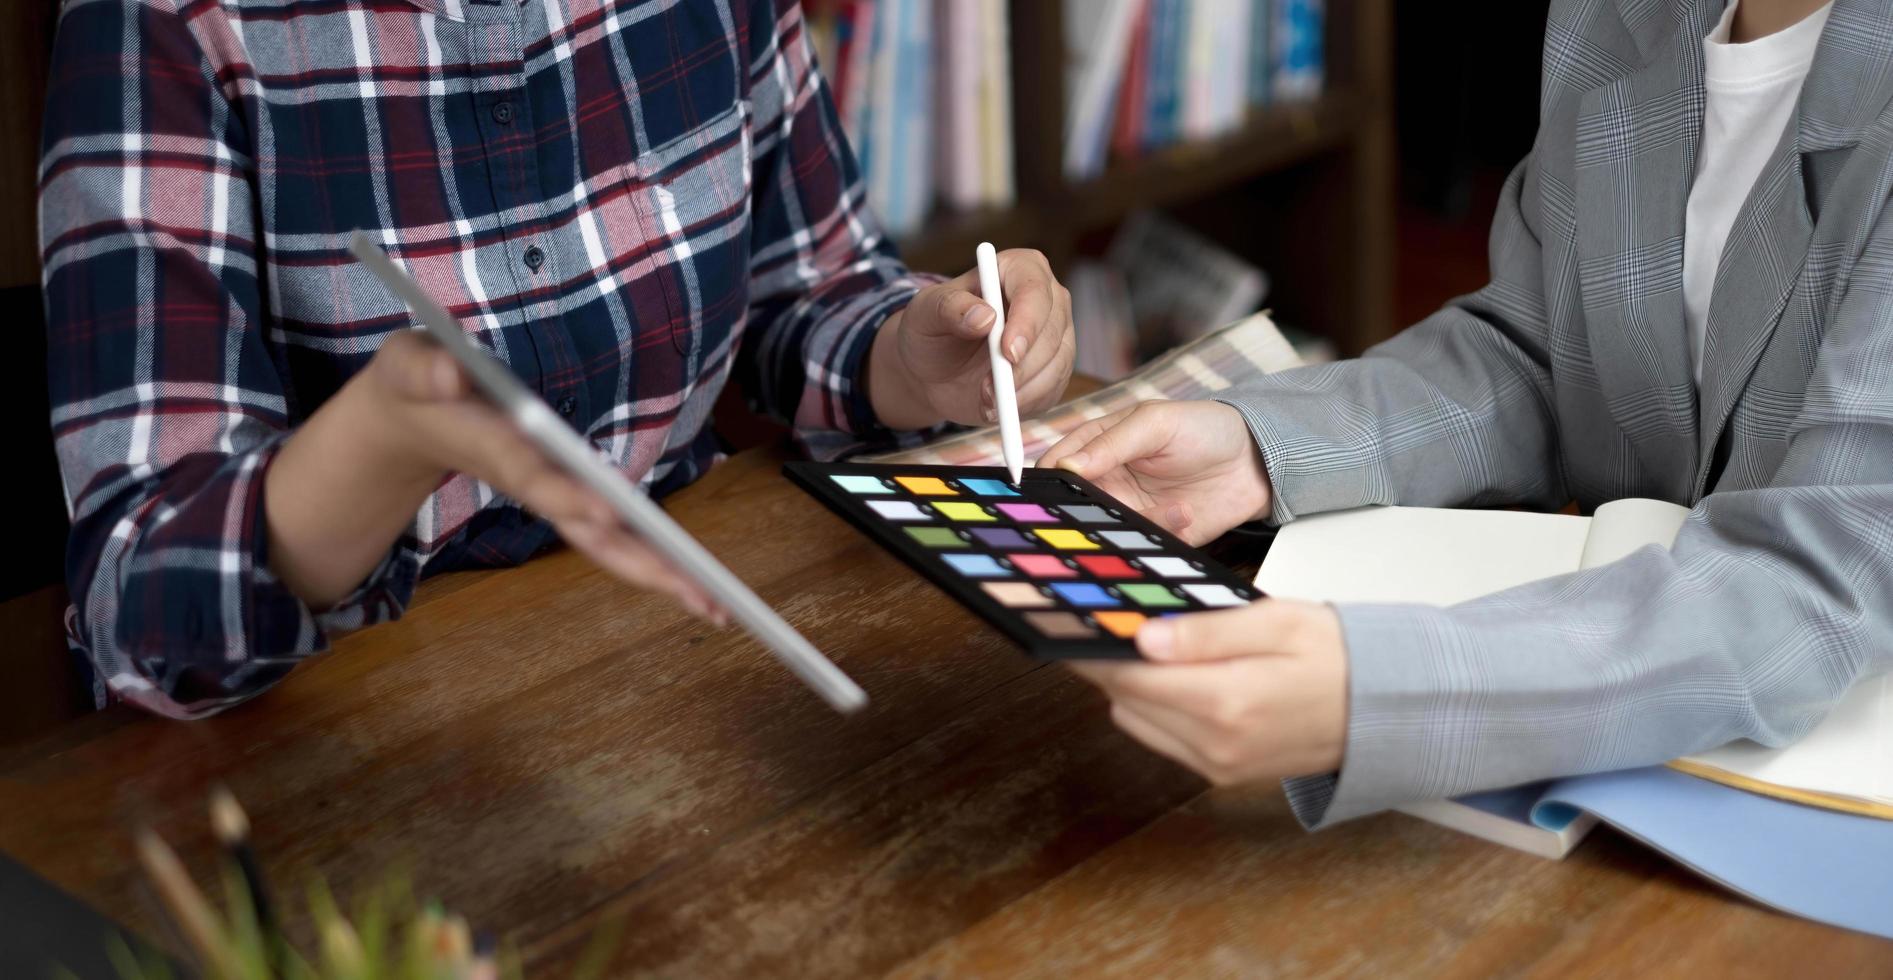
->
[[975, 242, 1025, 486]]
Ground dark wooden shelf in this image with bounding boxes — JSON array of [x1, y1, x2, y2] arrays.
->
[[896, 94, 1365, 275], [892, 0, 1393, 355], [896, 205, 1047, 276], [1063, 93, 1363, 230]]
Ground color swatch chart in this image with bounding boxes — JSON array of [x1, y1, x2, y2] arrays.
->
[[784, 462, 1263, 659]]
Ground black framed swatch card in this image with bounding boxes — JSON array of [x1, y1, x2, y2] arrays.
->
[[784, 461, 1263, 659]]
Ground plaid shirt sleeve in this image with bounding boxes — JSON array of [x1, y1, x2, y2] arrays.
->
[[41, 0, 413, 719], [737, 0, 948, 460]]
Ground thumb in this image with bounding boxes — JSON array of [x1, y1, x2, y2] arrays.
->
[[905, 272, 996, 341], [375, 330, 467, 402], [1135, 599, 1294, 663]]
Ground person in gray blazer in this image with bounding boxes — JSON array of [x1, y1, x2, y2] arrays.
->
[[1039, 0, 1891, 828]]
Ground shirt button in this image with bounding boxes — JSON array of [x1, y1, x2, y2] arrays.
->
[[556, 396, 578, 417], [523, 245, 545, 271], [491, 101, 514, 125]]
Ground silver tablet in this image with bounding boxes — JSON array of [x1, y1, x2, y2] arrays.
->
[[349, 233, 867, 713]]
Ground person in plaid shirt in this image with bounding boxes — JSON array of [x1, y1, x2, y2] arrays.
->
[[40, 0, 1075, 719]]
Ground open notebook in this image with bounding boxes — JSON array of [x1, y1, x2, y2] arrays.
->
[[1256, 499, 1893, 828], [1255, 500, 1893, 938]]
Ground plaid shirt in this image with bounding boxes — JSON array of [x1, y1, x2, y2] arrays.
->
[[41, 0, 936, 719]]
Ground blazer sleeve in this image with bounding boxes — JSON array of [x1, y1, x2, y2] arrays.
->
[[1215, 154, 1566, 523], [1271, 200, 1893, 828]]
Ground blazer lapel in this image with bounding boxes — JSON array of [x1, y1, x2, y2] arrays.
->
[[1573, 0, 1718, 500], [1692, 0, 1893, 492], [1691, 129, 1810, 490]]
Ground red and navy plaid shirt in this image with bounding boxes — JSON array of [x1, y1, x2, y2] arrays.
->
[[41, 0, 938, 719]]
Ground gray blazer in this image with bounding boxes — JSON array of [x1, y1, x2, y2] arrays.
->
[[1221, 0, 1893, 826]]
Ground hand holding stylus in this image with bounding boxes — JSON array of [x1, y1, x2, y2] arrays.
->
[[865, 247, 1075, 434]]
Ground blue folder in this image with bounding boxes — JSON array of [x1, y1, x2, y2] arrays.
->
[[1534, 767, 1893, 938]]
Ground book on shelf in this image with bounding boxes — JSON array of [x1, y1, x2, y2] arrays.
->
[[808, 0, 1017, 236], [976, 0, 1018, 207], [937, 0, 1018, 211], [1270, 0, 1324, 103], [1246, 0, 1273, 106], [1140, 0, 1187, 150], [1063, 0, 1144, 180], [1073, 0, 1326, 179], [1109, 0, 1154, 161], [868, 0, 933, 234]]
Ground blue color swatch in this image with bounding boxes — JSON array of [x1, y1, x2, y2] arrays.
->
[[960, 479, 1022, 497], [1050, 583, 1118, 608], [942, 554, 1011, 578]]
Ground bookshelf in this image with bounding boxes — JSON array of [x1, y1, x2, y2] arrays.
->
[[895, 0, 1394, 358]]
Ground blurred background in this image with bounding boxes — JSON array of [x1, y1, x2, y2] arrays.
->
[[0, 0, 1547, 734]]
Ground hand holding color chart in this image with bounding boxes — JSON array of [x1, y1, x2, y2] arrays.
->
[[785, 462, 1262, 658]]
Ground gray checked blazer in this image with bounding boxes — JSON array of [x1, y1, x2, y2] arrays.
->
[[1218, 0, 1893, 827]]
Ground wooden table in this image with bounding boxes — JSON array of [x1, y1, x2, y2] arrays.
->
[[1, 444, 1888, 977]]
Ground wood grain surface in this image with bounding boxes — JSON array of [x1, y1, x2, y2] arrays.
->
[[0, 444, 1887, 977]]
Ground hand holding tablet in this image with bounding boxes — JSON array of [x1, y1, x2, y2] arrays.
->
[[349, 234, 868, 713]]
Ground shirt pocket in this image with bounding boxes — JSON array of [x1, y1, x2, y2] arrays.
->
[[631, 100, 754, 374]]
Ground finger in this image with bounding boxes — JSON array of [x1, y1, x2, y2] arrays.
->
[[594, 529, 728, 624], [1114, 692, 1227, 750], [1136, 601, 1306, 664], [586, 528, 723, 619], [1108, 700, 1220, 780], [1051, 401, 1177, 480], [511, 468, 614, 527], [995, 252, 1055, 363], [376, 331, 468, 402], [1036, 407, 1134, 470], [1070, 659, 1227, 714], [907, 271, 995, 342], [459, 421, 585, 512], [1064, 657, 1133, 688], [1009, 289, 1068, 388], [1011, 327, 1076, 414], [561, 520, 729, 625]]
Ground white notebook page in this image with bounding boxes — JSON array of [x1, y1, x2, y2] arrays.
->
[[1254, 500, 1888, 811], [1255, 506, 1591, 606]]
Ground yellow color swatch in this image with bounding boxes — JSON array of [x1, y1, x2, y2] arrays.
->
[[1034, 528, 1099, 550], [932, 501, 995, 522], [895, 476, 957, 496], [1092, 611, 1147, 639]]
